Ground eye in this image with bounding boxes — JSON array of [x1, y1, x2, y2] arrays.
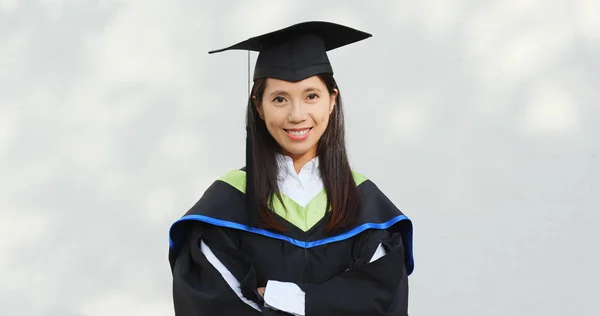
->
[[272, 96, 287, 104], [307, 93, 320, 100]]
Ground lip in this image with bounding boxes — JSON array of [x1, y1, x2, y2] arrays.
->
[[284, 127, 312, 141]]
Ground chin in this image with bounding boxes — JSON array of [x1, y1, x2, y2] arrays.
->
[[282, 146, 314, 157]]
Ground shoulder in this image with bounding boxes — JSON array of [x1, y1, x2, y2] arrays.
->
[[183, 168, 248, 218], [351, 170, 388, 196], [351, 170, 407, 219], [352, 171, 385, 196], [216, 168, 246, 193]]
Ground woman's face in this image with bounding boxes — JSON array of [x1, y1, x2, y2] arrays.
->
[[257, 76, 337, 160]]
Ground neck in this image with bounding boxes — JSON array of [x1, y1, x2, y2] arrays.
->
[[282, 147, 317, 174]]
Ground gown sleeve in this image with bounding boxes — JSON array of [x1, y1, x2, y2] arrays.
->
[[169, 223, 264, 316], [299, 230, 410, 316]]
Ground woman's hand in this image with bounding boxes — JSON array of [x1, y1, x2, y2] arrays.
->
[[257, 287, 266, 297]]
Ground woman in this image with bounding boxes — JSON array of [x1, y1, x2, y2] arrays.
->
[[168, 21, 414, 315]]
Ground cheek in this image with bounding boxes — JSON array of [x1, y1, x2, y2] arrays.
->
[[262, 109, 285, 130], [314, 106, 332, 127]]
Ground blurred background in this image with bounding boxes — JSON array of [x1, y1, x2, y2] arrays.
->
[[1, 0, 599, 315]]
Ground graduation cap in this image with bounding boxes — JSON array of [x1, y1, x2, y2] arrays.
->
[[209, 21, 372, 82], [208, 21, 372, 222]]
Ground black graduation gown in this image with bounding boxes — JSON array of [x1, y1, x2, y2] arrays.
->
[[168, 172, 414, 316]]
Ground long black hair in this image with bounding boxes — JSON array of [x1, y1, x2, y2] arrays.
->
[[246, 74, 360, 233]]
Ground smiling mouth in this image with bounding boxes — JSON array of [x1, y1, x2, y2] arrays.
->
[[284, 128, 312, 136]]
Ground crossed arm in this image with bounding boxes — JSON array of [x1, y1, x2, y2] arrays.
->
[[200, 231, 409, 316], [202, 239, 388, 315]]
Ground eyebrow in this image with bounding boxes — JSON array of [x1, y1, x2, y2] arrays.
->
[[268, 87, 324, 98]]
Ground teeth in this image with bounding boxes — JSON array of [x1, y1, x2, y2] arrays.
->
[[288, 129, 309, 136]]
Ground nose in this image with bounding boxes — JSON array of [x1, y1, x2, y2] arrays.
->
[[288, 100, 307, 123]]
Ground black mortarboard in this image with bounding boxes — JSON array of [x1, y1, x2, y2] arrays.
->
[[209, 21, 371, 224], [209, 21, 372, 82]]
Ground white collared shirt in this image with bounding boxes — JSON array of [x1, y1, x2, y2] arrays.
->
[[275, 154, 324, 208]]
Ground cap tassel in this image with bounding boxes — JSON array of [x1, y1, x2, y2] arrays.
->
[[245, 49, 257, 225]]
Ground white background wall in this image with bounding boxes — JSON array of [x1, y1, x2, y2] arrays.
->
[[1, 0, 599, 315]]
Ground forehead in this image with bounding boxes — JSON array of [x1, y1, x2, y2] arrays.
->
[[264, 76, 325, 92]]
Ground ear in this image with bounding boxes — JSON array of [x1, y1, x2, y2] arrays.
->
[[329, 88, 338, 114]]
